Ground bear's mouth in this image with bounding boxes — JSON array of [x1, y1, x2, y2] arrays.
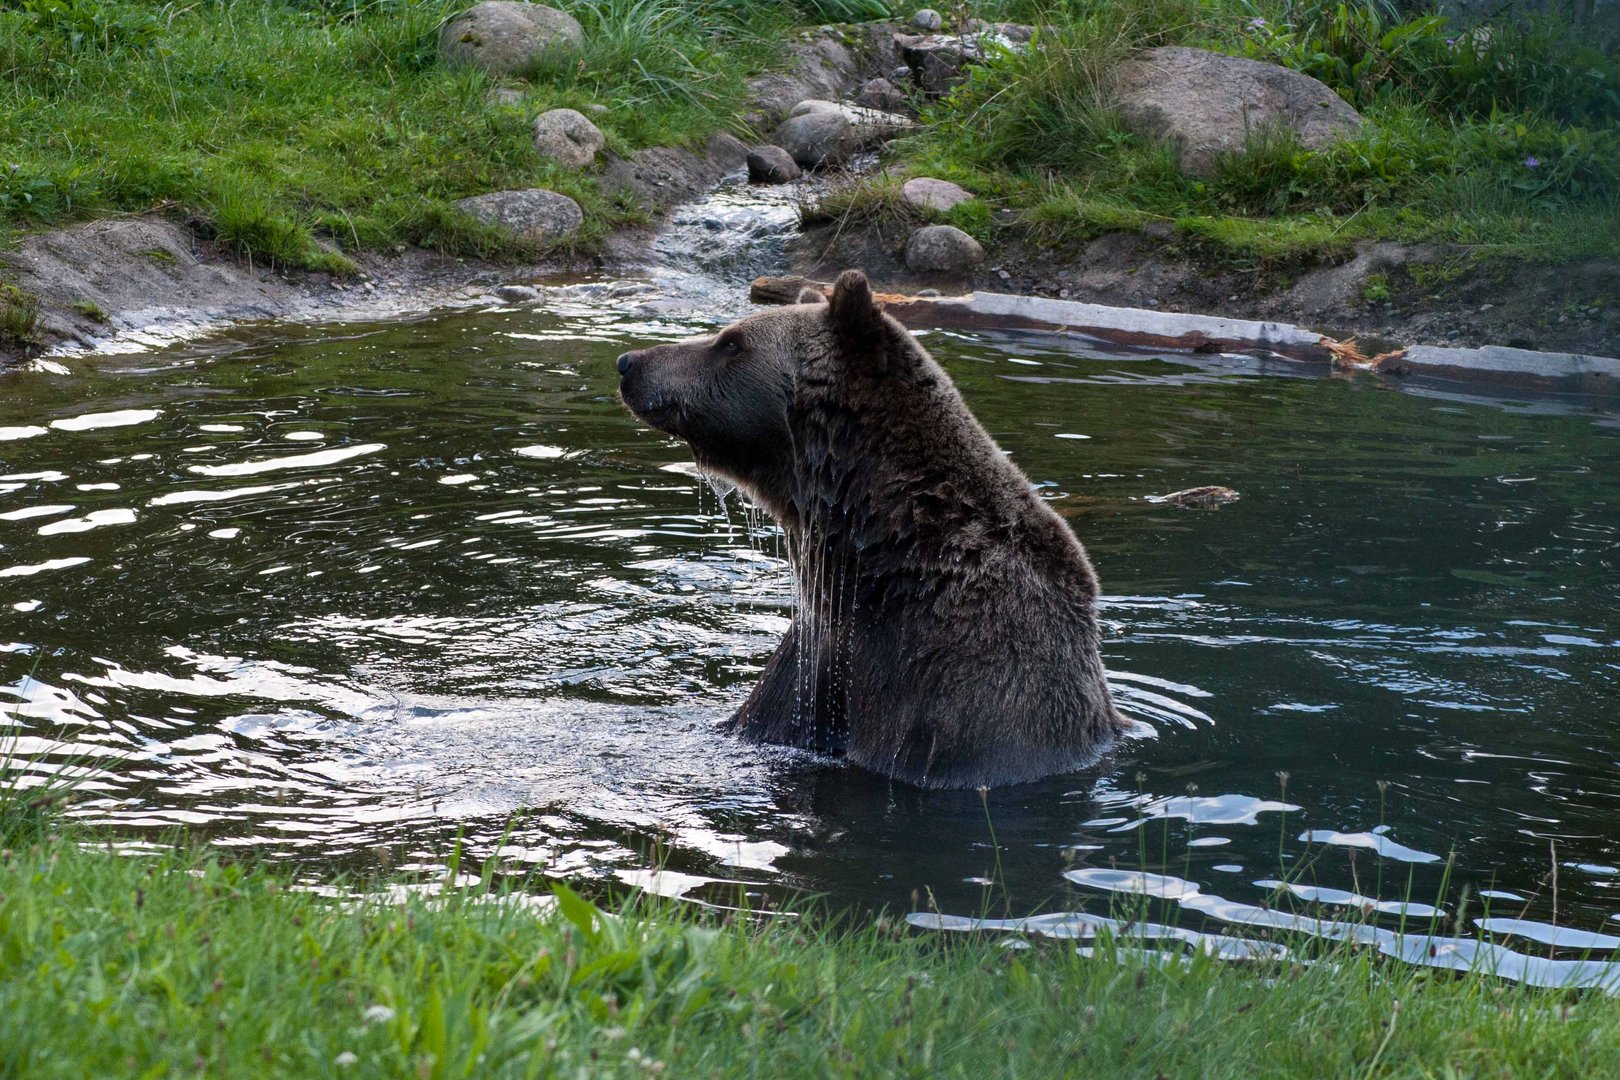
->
[[618, 388, 683, 434]]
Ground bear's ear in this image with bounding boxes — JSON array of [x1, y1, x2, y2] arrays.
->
[[796, 287, 828, 305], [828, 269, 883, 346]]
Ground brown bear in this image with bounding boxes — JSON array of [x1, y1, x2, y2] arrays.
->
[[616, 270, 1125, 788]]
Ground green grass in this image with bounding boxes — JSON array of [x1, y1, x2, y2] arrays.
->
[[815, 0, 1620, 269], [0, 282, 42, 350], [5, 817, 1620, 1078], [0, 0, 807, 269]]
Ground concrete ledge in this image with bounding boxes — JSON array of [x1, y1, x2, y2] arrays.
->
[[1400, 345, 1620, 390], [877, 291, 1334, 363]]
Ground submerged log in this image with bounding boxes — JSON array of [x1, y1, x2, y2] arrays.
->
[[750, 275, 826, 305], [1149, 486, 1241, 510]]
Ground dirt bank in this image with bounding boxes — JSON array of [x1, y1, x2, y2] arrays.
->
[[788, 219, 1620, 359]]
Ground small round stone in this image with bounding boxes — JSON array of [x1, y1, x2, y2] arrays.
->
[[531, 108, 605, 170], [901, 177, 973, 213]]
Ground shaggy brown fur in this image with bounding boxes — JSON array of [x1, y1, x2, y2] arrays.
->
[[617, 270, 1125, 788]]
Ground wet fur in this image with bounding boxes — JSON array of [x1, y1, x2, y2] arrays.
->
[[617, 270, 1125, 788]]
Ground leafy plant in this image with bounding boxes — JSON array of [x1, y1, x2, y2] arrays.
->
[[1237, 1, 1620, 126], [70, 296, 108, 321], [1362, 271, 1390, 302], [3, 0, 162, 53], [0, 281, 42, 351]]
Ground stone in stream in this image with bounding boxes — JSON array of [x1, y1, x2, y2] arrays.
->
[[746, 145, 802, 184], [788, 98, 914, 137], [495, 284, 540, 303], [773, 99, 915, 169], [910, 8, 944, 31], [773, 109, 854, 170], [452, 188, 583, 244], [904, 224, 984, 273], [901, 177, 973, 213], [1110, 47, 1364, 178], [531, 108, 605, 170], [439, 2, 584, 78]]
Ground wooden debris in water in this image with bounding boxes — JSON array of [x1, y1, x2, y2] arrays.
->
[[751, 275, 826, 304], [1320, 335, 1371, 369], [1148, 486, 1240, 510], [1371, 348, 1410, 375]]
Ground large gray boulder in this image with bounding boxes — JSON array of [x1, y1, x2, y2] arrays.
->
[[452, 188, 583, 244], [439, 2, 584, 78], [789, 99, 914, 139], [1111, 46, 1364, 178], [773, 110, 855, 170], [531, 108, 605, 169], [774, 99, 915, 168], [905, 225, 984, 273]]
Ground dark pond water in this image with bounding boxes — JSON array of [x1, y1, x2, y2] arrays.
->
[[3, 274, 1619, 983]]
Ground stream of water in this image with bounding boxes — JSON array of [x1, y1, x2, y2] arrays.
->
[[3, 170, 1620, 987]]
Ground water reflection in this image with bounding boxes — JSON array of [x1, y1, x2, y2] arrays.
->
[[1, 275, 1619, 987]]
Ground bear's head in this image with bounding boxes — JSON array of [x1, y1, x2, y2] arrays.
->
[[616, 270, 911, 506]]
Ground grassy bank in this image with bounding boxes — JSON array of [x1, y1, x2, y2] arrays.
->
[[0, 0, 857, 270], [3, 1, 1614, 280], [3, 809, 1620, 1078], [816, 0, 1620, 268]]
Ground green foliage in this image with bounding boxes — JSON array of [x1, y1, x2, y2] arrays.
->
[[1237, 1, 1620, 126], [526, 0, 784, 125], [0, 0, 787, 263], [1362, 271, 1390, 302], [69, 296, 107, 321], [4, 829, 1620, 1077], [0, 281, 41, 351], [0, 0, 161, 54], [792, 0, 893, 19], [871, 0, 1620, 265]]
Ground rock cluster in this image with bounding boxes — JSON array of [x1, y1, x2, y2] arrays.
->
[[892, 19, 1036, 96], [770, 98, 915, 171], [439, 2, 583, 78]]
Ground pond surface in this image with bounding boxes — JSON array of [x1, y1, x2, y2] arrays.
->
[[3, 271, 1619, 979]]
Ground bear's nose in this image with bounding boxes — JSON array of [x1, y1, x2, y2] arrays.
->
[[616, 351, 635, 376]]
